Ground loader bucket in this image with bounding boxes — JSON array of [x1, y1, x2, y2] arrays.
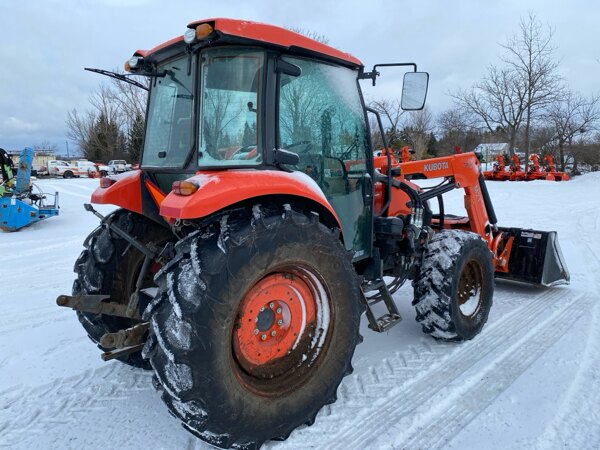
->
[[496, 228, 570, 286]]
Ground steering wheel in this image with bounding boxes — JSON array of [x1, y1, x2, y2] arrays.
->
[[283, 141, 313, 154], [228, 145, 258, 160]]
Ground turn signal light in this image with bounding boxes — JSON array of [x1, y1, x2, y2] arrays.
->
[[172, 180, 198, 196], [100, 177, 115, 188], [196, 23, 214, 39]]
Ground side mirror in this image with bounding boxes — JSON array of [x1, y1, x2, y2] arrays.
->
[[401, 72, 429, 111]]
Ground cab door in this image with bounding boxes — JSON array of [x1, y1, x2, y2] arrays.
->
[[277, 56, 372, 259]]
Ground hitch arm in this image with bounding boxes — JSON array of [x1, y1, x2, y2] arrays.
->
[[57, 294, 141, 320]]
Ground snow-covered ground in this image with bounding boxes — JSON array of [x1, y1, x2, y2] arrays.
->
[[1, 174, 599, 449]]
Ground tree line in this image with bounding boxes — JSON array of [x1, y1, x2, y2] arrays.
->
[[66, 75, 147, 163], [370, 12, 600, 173], [66, 14, 599, 173]]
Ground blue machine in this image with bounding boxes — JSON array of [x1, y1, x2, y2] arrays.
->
[[0, 147, 59, 232]]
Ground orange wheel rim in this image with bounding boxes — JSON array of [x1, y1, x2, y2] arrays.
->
[[233, 266, 330, 381]]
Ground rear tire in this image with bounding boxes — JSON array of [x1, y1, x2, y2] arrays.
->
[[412, 230, 494, 341], [63, 170, 74, 179], [73, 209, 174, 369], [145, 206, 362, 448]]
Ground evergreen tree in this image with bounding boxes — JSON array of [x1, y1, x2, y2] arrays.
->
[[128, 111, 145, 163]]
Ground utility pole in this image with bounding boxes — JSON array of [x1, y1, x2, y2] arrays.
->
[[66, 141, 70, 159]]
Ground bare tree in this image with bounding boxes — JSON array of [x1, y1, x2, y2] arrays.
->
[[66, 75, 148, 162], [67, 84, 126, 161], [404, 106, 434, 159], [547, 90, 600, 170], [33, 140, 58, 153], [369, 99, 405, 148], [453, 66, 526, 154], [437, 107, 479, 154], [286, 27, 329, 45], [452, 12, 561, 161], [528, 126, 556, 154], [501, 12, 562, 169]]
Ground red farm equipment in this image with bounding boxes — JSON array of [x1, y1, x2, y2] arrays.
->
[[484, 153, 569, 182], [542, 154, 570, 181], [56, 18, 570, 449], [483, 154, 511, 181]]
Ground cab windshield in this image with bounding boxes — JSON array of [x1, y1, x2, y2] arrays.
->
[[141, 49, 264, 169], [142, 56, 194, 168], [198, 48, 263, 166]]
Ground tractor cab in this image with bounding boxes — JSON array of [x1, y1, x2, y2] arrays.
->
[[118, 18, 428, 257]]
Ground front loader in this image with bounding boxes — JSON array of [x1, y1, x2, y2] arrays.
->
[[57, 18, 569, 449]]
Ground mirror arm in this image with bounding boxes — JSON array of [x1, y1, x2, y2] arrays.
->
[[359, 62, 418, 86]]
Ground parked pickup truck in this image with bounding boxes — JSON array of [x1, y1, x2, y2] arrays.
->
[[108, 160, 128, 174], [93, 162, 110, 177], [47, 160, 80, 178], [75, 160, 98, 177]]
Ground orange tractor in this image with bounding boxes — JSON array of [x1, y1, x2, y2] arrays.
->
[[57, 18, 570, 449]]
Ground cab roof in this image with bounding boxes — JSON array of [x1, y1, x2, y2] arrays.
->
[[135, 18, 362, 68]]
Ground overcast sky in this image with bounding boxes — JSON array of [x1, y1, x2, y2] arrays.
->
[[0, 0, 597, 155]]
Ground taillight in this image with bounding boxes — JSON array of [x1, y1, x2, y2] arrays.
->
[[172, 180, 198, 196], [373, 182, 384, 215], [99, 178, 115, 188]]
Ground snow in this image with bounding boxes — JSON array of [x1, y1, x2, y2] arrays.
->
[[459, 289, 480, 316], [1, 175, 600, 449]]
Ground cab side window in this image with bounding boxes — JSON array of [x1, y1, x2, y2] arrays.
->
[[278, 57, 371, 252]]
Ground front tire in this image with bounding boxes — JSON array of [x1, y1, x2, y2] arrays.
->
[[63, 170, 74, 179], [145, 206, 362, 449], [73, 209, 174, 368], [412, 230, 494, 341]]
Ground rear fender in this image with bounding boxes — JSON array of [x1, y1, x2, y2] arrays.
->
[[91, 170, 142, 213], [91, 170, 166, 225], [159, 170, 341, 228]]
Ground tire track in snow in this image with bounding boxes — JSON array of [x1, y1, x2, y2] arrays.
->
[[2, 255, 76, 291], [41, 183, 91, 200], [0, 289, 578, 449], [395, 293, 592, 450], [530, 240, 600, 450], [0, 364, 154, 447], [55, 182, 96, 192], [268, 288, 578, 449], [1, 237, 83, 263], [0, 311, 72, 337]]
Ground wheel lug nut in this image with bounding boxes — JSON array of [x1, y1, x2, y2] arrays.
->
[[254, 329, 259, 335], [260, 306, 265, 312], [261, 334, 267, 341], [269, 302, 275, 308], [277, 319, 283, 326], [271, 330, 277, 337], [276, 307, 282, 314]]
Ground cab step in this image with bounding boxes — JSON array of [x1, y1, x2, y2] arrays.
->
[[361, 279, 402, 332]]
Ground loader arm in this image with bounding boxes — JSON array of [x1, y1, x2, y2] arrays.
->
[[399, 153, 495, 245], [373, 152, 568, 286]]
